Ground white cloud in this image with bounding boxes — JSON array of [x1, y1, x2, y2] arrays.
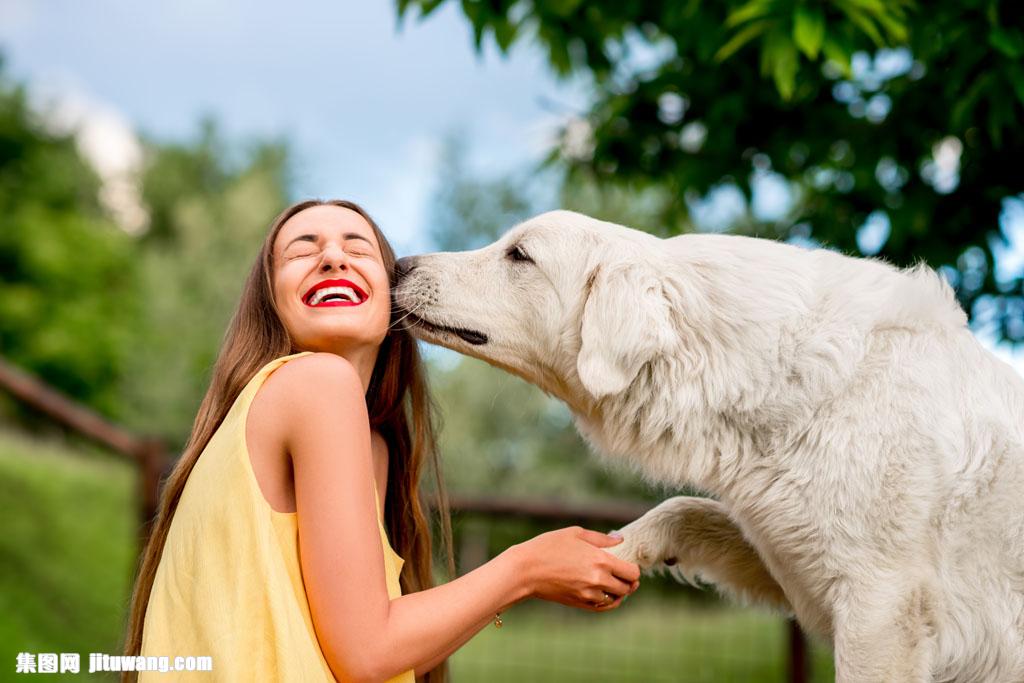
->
[[29, 77, 148, 234]]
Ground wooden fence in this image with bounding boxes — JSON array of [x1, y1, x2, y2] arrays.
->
[[0, 355, 173, 543]]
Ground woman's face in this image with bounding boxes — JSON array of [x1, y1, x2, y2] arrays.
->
[[272, 205, 391, 355]]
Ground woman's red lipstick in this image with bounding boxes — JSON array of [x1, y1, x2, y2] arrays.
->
[[303, 278, 368, 307]]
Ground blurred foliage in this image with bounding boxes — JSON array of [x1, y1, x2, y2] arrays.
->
[[431, 354, 662, 502], [400, 0, 1024, 343]]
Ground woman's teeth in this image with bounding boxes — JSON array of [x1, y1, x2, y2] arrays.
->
[[309, 286, 361, 306]]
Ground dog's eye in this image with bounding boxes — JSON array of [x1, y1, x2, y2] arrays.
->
[[506, 244, 534, 264]]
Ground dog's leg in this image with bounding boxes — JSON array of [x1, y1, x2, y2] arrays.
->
[[606, 496, 790, 610], [831, 581, 938, 683]]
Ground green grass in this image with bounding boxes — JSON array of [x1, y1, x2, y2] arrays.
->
[[0, 428, 138, 681], [0, 427, 835, 682], [452, 589, 835, 682]]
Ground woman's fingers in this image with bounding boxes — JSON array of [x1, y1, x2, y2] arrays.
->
[[576, 528, 623, 547], [584, 591, 626, 611], [574, 527, 642, 581], [585, 584, 634, 604], [584, 588, 613, 603], [595, 595, 625, 611], [600, 576, 634, 597], [606, 555, 642, 583], [562, 587, 629, 612]]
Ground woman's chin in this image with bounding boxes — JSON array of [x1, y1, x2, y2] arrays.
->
[[298, 327, 387, 353]]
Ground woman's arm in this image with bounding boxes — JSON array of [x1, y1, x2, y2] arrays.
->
[[414, 614, 493, 678], [268, 353, 638, 682]]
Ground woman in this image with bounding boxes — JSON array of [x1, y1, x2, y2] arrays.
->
[[122, 199, 641, 682]]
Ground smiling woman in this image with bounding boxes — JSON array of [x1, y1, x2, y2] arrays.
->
[[120, 199, 641, 683]]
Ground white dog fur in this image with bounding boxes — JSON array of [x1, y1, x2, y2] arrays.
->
[[393, 210, 1024, 682]]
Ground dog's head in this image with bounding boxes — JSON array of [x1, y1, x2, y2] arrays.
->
[[393, 210, 677, 408]]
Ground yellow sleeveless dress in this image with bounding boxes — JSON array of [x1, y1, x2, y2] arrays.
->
[[140, 351, 415, 682]]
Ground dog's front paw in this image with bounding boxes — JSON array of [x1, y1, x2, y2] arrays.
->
[[604, 518, 674, 571], [603, 497, 721, 571]]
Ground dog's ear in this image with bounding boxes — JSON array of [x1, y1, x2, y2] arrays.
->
[[577, 263, 675, 399]]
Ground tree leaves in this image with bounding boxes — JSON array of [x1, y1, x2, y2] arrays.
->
[[713, 0, 911, 99], [715, 19, 771, 62], [725, 0, 775, 29], [989, 26, 1024, 59], [793, 6, 826, 59], [822, 36, 853, 77], [763, 27, 799, 100], [1008, 63, 1024, 107], [544, 0, 585, 18]]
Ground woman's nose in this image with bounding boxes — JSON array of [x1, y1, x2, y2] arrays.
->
[[319, 244, 349, 272]]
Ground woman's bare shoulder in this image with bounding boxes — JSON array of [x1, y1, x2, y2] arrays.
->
[[247, 353, 371, 511], [275, 352, 362, 389], [254, 352, 363, 422], [249, 354, 365, 448]]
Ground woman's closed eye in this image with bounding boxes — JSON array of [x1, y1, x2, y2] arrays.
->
[[283, 241, 376, 261]]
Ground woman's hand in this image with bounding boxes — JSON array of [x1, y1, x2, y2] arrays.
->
[[508, 526, 641, 611]]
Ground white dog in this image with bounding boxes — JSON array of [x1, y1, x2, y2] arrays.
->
[[393, 210, 1024, 682]]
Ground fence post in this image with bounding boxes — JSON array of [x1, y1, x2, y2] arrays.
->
[[788, 618, 809, 683], [0, 354, 175, 551], [136, 439, 170, 547]]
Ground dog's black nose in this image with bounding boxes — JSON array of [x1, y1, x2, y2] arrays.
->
[[394, 256, 417, 280]]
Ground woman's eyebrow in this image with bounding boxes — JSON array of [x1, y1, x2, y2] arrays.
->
[[284, 233, 318, 249], [342, 232, 374, 246]]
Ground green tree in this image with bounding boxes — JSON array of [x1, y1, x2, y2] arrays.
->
[[0, 59, 141, 418], [117, 122, 291, 443], [400, 0, 1024, 342]]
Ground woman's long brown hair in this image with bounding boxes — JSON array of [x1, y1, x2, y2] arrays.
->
[[122, 199, 453, 682]]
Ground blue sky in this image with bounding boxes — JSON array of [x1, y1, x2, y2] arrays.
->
[[0, 0, 586, 254]]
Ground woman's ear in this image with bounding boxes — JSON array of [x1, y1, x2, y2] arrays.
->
[[576, 263, 676, 400]]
